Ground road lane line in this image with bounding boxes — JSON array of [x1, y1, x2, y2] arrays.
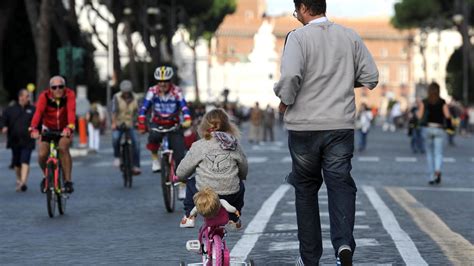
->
[[247, 157, 268, 163], [281, 156, 292, 163], [395, 157, 417, 163], [268, 238, 379, 251], [403, 186, 474, 193], [358, 156, 380, 162], [281, 211, 366, 217], [386, 187, 474, 264], [230, 184, 291, 260], [274, 224, 370, 231], [362, 186, 427, 265], [443, 157, 456, 163], [286, 200, 361, 205]]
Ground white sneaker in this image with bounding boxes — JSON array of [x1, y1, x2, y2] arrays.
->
[[180, 216, 195, 228], [152, 160, 161, 172], [186, 239, 201, 253], [113, 158, 120, 167]]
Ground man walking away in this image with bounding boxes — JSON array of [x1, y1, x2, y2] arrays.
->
[[274, 1, 379, 265], [1, 89, 36, 192]]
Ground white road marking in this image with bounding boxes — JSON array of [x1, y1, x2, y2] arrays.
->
[[268, 238, 379, 252], [90, 161, 113, 167], [281, 156, 292, 163], [395, 157, 417, 163], [471, 157, 474, 163], [358, 156, 380, 162], [248, 157, 268, 163], [274, 224, 370, 231], [362, 186, 427, 265], [281, 211, 366, 217], [404, 186, 474, 193], [231, 184, 291, 261], [251, 145, 286, 152], [287, 200, 361, 205], [443, 157, 456, 163]]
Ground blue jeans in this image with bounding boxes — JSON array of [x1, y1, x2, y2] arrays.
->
[[357, 129, 368, 151], [422, 127, 445, 180], [287, 129, 356, 265], [411, 128, 424, 153], [112, 128, 140, 168]]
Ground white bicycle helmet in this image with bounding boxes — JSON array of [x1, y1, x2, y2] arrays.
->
[[119, 80, 133, 92], [154, 66, 174, 81]]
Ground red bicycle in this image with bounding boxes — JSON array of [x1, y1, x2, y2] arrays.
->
[[183, 200, 254, 266]]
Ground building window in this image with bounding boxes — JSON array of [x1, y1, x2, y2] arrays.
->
[[381, 48, 388, 58], [380, 65, 390, 84], [399, 65, 408, 85]]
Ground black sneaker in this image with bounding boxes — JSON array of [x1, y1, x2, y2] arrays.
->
[[337, 246, 352, 266], [40, 178, 47, 193], [64, 181, 74, 193], [20, 184, 28, 192]]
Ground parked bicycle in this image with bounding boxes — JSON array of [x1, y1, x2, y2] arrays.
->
[[184, 200, 254, 266], [42, 131, 69, 218], [151, 125, 181, 212], [118, 124, 134, 188]]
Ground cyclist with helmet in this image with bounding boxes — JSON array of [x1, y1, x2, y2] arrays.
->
[[138, 66, 192, 172], [30, 75, 76, 193], [111, 80, 141, 175]]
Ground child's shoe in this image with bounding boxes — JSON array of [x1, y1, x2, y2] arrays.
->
[[180, 215, 195, 228], [225, 219, 242, 231]]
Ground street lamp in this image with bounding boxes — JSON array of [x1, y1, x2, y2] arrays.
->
[[453, 0, 470, 105]]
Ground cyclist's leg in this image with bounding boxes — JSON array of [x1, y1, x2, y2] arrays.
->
[[37, 141, 49, 172], [184, 177, 198, 216], [112, 129, 123, 159], [58, 136, 73, 183], [219, 181, 245, 222], [129, 128, 141, 168], [169, 129, 186, 166]]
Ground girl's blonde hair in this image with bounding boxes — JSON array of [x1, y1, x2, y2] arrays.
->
[[198, 108, 240, 140], [193, 187, 221, 218]]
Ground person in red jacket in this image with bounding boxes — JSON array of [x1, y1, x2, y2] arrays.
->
[[30, 76, 76, 193]]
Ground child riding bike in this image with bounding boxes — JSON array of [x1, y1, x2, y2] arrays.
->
[[176, 108, 248, 229]]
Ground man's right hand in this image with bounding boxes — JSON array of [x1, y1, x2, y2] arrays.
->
[[137, 115, 147, 134], [1, 127, 7, 134], [30, 128, 39, 139]]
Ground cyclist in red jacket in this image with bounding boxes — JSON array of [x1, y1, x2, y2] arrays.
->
[[30, 76, 76, 193]]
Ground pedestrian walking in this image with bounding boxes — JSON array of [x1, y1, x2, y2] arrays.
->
[[356, 103, 373, 152], [273, 1, 378, 264], [408, 106, 424, 154], [248, 102, 263, 144], [0, 89, 36, 192], [87, 102, 102, 153], [417, 82, 451, 185], [263, 104, 275, 142]]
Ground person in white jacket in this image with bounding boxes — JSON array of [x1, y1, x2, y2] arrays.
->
[[356, 103, 373, 152]]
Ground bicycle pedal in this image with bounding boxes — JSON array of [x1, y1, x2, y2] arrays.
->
[[186, 240, 201, 253]]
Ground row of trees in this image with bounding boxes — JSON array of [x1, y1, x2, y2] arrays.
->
[[392, 0, 474, 104], [0, 0, 236, 104]]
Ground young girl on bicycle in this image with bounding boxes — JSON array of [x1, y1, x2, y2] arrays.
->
[[176, 108, 247, 229]]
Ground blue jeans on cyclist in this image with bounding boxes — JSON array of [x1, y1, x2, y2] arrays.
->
[[287, 129, 356, 265], [112, 128, 140, 168], [184, 177, 245, 223]]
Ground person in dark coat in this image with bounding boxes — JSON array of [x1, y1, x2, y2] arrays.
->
[[1, 89, 36, 192]]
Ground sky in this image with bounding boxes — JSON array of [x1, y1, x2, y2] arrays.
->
[[266, 0, 398, 18]]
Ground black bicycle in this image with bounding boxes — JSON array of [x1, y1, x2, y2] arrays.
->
[[118, 124, 134, 188], [42, 131, 68, 218]]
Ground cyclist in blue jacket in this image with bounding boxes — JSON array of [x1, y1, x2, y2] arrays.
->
[[138, 66, 192, 172]]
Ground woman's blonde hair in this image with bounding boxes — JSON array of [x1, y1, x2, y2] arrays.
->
[[198, 108, 240, 140], [193, 187, 221, 218]]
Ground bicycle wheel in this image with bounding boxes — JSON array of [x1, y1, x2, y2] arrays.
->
[[122, 144, 133, 188], [46, 163, 56, 218], [160, 154, 175, 212], [212, 235, 224, 266], [57, 163, 66, 215]]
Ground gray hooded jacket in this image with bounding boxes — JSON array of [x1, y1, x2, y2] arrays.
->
[[176, 131, 248, 195]]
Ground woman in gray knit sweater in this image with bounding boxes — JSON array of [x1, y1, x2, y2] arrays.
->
[[176, 108, 248, 229]]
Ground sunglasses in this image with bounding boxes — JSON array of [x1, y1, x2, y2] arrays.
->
[[51, 85, 65, 90]]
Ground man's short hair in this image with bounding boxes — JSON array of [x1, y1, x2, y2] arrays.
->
[[49, 75, 66, 87], [294, 0, 326, 16]]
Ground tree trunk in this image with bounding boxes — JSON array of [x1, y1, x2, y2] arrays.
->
[[0, 0, 17, 100], [124, 20, 139, 91], [192, 45, 200, 102], [112, 22, 121, 86]]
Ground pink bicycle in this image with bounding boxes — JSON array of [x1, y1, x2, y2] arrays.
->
[[183, 200, 254, 266]]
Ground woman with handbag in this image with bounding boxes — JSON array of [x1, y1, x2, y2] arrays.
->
[[417, 82, 452, 185]]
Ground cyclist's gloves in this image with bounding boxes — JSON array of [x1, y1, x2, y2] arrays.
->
[[62, 127, 73, 137], [138, 115, 147, 132], [182, 118, 192, 128]]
